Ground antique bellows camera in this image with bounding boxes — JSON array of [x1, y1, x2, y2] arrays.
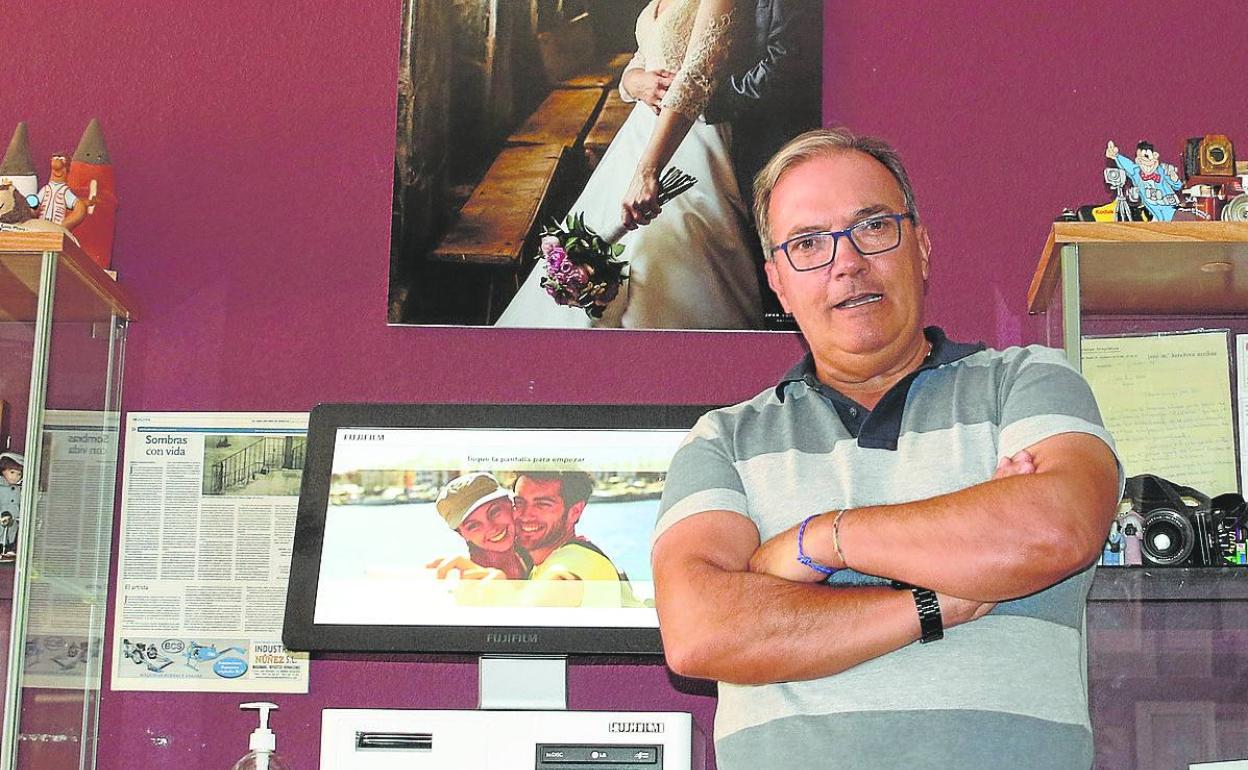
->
[[1121, 474, 1245, 567], [1183, 134, 1236, 177]]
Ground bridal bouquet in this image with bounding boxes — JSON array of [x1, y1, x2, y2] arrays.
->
[[537, 167, 697, 319]]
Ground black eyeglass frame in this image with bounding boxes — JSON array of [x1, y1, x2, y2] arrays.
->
[[770, 211, 915, 272]]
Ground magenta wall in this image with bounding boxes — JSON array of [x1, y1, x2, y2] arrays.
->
[[3, 1, 1246, 768]]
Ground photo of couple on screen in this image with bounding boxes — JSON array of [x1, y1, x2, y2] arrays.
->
[[425, 470, 653, 609], [312, 424, 681, 629]]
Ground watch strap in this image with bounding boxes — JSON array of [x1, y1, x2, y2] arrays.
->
[[910, 586, 943, 643], [888, 581, 945, 643]]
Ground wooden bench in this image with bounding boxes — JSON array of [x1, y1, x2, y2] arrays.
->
[[430, 144, 566, 269], [583, 88, 633, 168], [559, 51, 634, 90], [507, 87, 607, 150]]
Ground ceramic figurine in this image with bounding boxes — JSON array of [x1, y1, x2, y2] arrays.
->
[[0, 123, 39, 208], [0, 451, 24, 559], [0, 178, 79, 242], [37, 152, 93, 229], [67, 118, 117, 270], [1106, 140, 1183, 221]]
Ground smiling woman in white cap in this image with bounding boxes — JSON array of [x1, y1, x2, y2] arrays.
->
[[433, 472, 532, 580]]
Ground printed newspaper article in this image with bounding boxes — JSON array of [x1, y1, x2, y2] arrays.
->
[[110, 413, 309, 693]]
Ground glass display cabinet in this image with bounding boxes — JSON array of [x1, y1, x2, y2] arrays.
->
[[1029, 221, 1248, 770], [0, 232, 133, 770]]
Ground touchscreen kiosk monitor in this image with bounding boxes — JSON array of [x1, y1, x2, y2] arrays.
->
[[283, 403, 711, 656]]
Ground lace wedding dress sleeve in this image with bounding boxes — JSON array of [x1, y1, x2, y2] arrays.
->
[[659, 0, 739, 120]]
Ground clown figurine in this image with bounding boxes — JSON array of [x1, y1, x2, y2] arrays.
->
[[1106, 140, 1183, 221]]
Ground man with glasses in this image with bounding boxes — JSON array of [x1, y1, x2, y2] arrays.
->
[[652, 128, 1122, 769]]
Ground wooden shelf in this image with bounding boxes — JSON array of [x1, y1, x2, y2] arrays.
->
[[1090, 567, 1248, 602], [0, 231, 135, 322], [1026, 222, 1248, 315]]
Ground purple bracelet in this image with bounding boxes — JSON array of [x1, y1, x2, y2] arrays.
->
[[796, 514, 839, 576]]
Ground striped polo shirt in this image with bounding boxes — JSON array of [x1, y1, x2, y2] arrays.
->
[[655, 327, 1120, 770]]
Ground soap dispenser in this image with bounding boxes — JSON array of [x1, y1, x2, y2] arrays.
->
[[231, 701, 291, 770]]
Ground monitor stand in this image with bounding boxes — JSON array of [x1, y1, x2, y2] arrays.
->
[[477, 654, 567, 710]]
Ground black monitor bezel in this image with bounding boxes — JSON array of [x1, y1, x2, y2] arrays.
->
[[283, 402, 713, 656]]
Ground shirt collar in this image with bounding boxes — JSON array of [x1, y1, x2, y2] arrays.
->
[[774, 326, 985, 402]]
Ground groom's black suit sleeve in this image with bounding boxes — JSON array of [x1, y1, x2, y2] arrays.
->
[[703, 0, 823, 127]]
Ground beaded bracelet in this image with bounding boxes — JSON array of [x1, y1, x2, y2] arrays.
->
[[796, 513, 840, 576]]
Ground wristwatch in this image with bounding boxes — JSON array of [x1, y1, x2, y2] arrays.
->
[[891, 581, 944, 644]]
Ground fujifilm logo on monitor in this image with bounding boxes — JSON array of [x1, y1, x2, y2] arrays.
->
[[341, 433, 385, 441], [485, 632, 538, 645], [609, 722, 665, 734]]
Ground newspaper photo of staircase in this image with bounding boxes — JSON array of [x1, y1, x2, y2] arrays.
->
[[201, 435, 307, 497]]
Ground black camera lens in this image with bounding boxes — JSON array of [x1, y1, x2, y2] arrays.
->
[[1142, 508, 1195, 566]]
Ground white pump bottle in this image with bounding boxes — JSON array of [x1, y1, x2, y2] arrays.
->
[[231, 701, 292, 770]]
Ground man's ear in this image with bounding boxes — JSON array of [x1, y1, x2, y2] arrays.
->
[[566, 500, 587, 528], [764, 260, 792, 314], [916, 224, 931, 282]]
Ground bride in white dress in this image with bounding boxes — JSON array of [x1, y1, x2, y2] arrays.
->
[[495, 0, 763, 330]]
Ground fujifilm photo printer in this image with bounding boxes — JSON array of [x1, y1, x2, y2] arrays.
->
[[321, 709, 703, 770]]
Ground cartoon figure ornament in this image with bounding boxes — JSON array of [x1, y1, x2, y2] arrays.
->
[[1106, 139, 1183, 221]]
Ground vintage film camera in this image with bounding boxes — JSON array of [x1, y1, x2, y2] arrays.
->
[[1111, 474, 1247, 567], [1181, 134, 1248, 221], [1183, 134, 1236, 178]]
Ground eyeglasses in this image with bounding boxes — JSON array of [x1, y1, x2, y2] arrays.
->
[[771, 212, 914, 272]]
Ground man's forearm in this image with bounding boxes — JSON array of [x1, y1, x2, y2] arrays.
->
[[811, 443, 1118, 600], [658, 555, 923, 685]]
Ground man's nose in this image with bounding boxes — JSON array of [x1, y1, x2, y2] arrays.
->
[[831, 237, 870, 278]]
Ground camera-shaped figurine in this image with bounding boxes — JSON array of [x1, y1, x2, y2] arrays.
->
[[1115, 474, 1246, 567]]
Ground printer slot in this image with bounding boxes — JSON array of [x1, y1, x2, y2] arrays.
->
[[355, 731, 434, 751]]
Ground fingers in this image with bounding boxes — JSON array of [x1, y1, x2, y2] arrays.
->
[[993, 450, 1036, 480], [621, 199, 662, 230], [425, 557, 445, 569]]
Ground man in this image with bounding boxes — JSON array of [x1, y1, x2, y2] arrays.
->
[[703, 0, 822, 328], [703, 0, 822, 210], [653, 128, 1121, 769], [513, 471, 622, 585]]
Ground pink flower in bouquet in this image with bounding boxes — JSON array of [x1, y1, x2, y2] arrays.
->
[[540, 235, 560, 257], [547, 246, 568, 272]]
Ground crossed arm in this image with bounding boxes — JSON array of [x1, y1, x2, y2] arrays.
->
[[652, 432, 1119, 685]]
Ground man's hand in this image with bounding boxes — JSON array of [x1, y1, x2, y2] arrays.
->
[[937, 592, 996, 627], [622, 68, 677, 114], [747, 518, 833, 582], [1106, 140, 1119, 159], [994, 449, 1035, 479]]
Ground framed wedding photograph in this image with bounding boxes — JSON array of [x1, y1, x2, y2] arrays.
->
[[388, 0, 823, 331]]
